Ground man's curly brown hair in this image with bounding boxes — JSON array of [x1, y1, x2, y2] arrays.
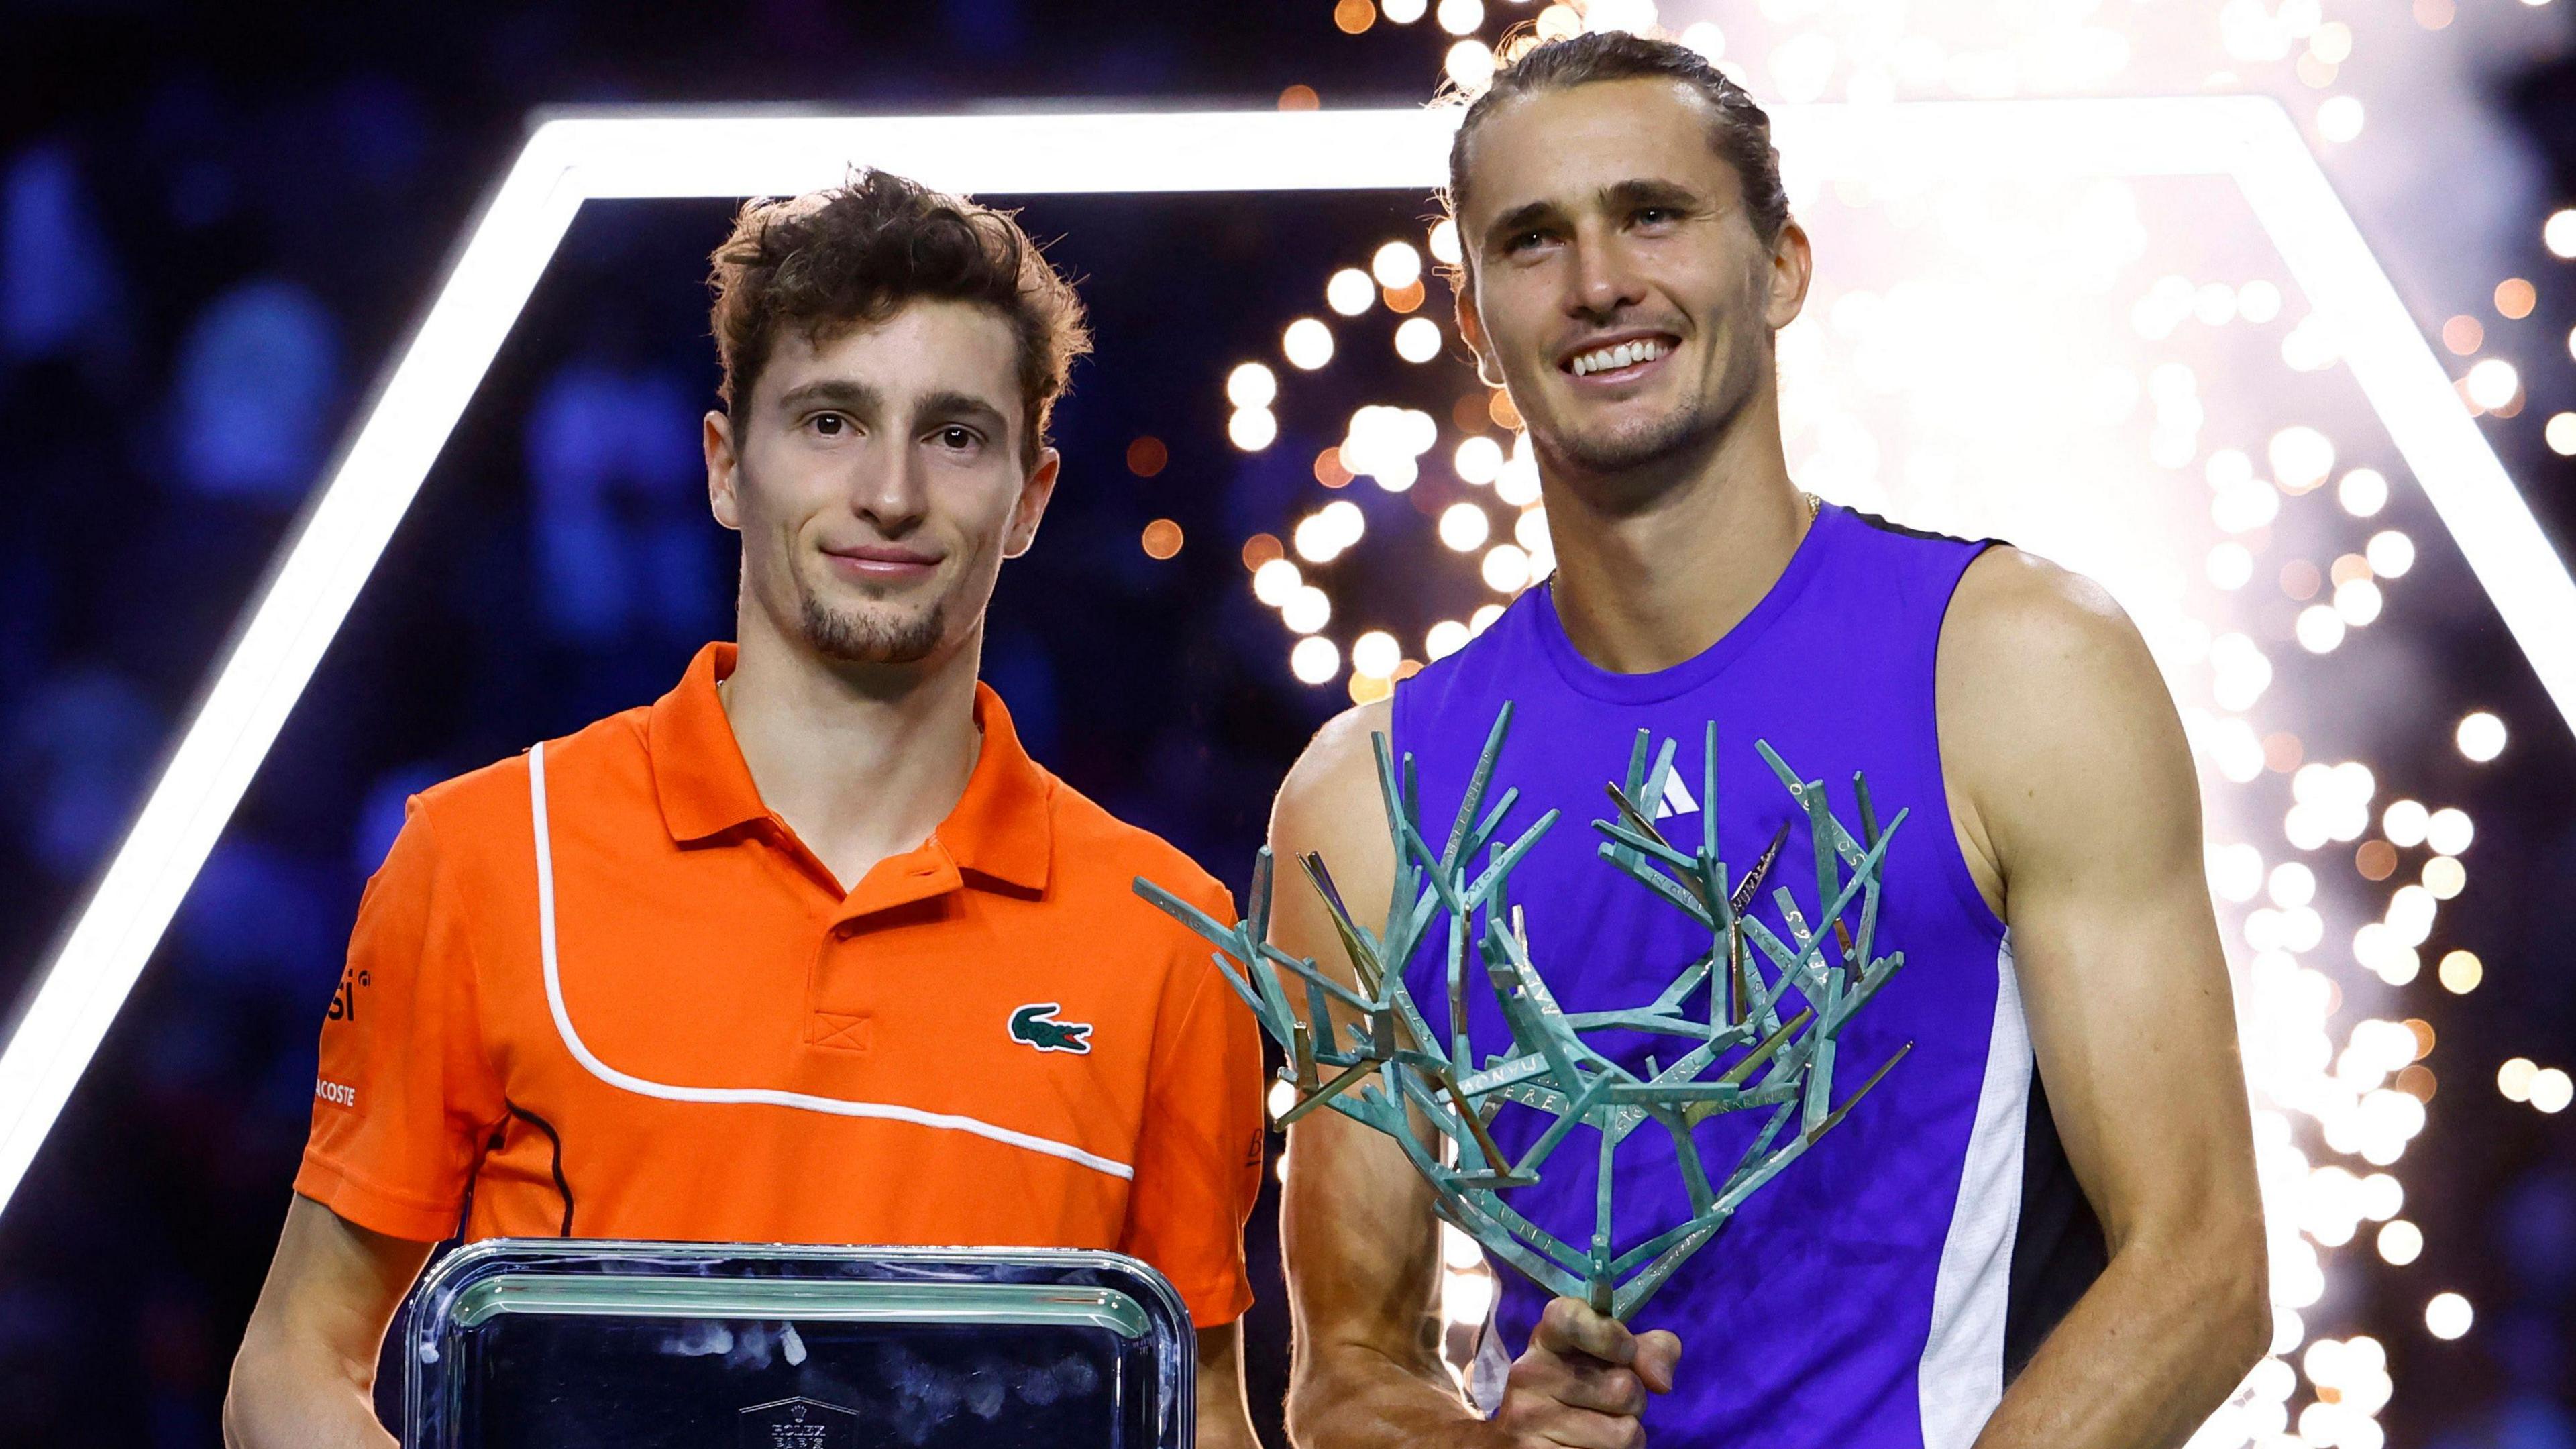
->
[[708, 170, 1091, 463]]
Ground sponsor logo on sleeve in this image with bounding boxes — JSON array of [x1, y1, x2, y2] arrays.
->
[[326, 967, 372, 1023], [315, 1078, 358, 1109]]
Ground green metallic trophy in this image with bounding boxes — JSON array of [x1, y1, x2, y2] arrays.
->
[[1136, 705, 1911, 1321]]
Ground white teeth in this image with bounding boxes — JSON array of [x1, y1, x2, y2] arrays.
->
[[1571, 339, 1662, 376]]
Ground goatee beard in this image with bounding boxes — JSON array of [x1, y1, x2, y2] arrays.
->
[[798, 590, 946, 665]]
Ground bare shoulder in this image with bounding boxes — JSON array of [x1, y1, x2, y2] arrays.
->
[[1268, 699, 1397, 909], [1938, 547, 2199, 877], [1271, 699, 1394, 835], [1939, 546, 2180, 751], [1943, 547, 2151, 682]]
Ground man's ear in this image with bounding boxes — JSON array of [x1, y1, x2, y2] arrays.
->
[[1003, 445, 1061, 559], [704, 409, 743, 531], [1764, 220, 1815, 332], [1453, 275, 1505, 390]]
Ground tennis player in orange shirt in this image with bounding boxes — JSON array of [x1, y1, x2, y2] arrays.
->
[[223, 172, 1267, 1448]]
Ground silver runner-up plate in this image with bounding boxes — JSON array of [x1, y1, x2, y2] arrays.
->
[[405, 1240, 1194, 1449]]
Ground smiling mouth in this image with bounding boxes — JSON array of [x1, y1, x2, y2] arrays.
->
[[1562, 334, 1679, 380], [824, 547, 942, 581]]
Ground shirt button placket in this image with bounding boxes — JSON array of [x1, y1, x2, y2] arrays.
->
[[808, 917, 874, 1053]]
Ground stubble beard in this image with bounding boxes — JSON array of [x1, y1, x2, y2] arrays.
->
[[1535, 331, 1762, 482], [1544, 390, 1724, 476]]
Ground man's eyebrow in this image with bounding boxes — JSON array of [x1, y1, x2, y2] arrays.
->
[[771, 378, 883, 413], [913, 390, 1012, 430], [1483, 180, 1701, 246], [1600, 177, 1705, 213], [1487, 199, 1562, 243]]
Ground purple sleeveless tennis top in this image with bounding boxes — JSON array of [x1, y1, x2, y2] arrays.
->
[[1391, 503, 2104, 1449]]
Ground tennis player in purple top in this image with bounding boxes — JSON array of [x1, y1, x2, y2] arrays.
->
[[1269, 31, 2269, 1449]]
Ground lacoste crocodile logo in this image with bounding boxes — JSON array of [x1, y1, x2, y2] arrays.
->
[[1008, 1003, 1093, 1055]]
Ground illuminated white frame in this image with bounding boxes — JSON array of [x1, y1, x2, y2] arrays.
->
[[0, 97, 2567, 1215]]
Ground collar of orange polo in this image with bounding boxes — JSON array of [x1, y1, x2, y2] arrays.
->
[[644, 642, 1052, 896]]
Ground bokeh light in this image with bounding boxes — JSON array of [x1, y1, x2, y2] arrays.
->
[[2337, 468, 2389, 517], [2463, 358, 2520, 410], [1228, 405, 1279, 451], [1394, 315, 1444, 364], [1350, 628, 1401, 679], [1326, 268, 1375, 317], [2424, 1293, 2473, 1340], [2378, 1220, 2424, 1266], [1445, 38, 1497, 88], [1284, 317, 1336, 370], [1438, 502, 1490, 553], [1289, 633, 1342, 685], [1425, 619, 1469, 661], [1371, 240, 1423, 291], [2426, 808, 2475, 856], [1126, 435, 1169, 478], [2383, 799, 2429, 847], [1454, 434, 1504, 485], [1226, 361, 1278, 410], [2453, 711, 2506, 763], [1283, 584, 1332, 635], [1427, 219, 1461, 268], [1251, 557, 1301, 608], [2545, 207, 2576, 258]]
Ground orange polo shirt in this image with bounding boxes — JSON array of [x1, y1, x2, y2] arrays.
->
[[295, 643, 1263, 1326]]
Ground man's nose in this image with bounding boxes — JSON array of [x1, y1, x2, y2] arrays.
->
[[849, 446, 929, 534], [1566, 226, 1646, 324]]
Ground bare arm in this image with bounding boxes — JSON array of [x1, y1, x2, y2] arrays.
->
[[1275, 704, 1677, 1449], [1198, 1323, 1258, 1449], [224, 1195, 433, 1449], [1940, 551, 2270, 1449]]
